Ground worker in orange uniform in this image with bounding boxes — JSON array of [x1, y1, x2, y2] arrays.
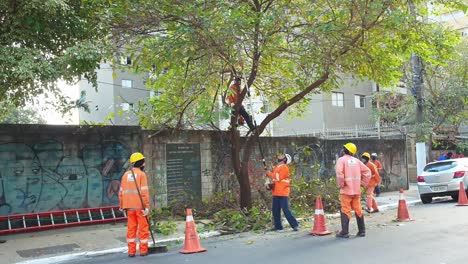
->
[[361, 152, 381, 213], [371, 153, 383, 197], [266, 153, 298, 231], [226, 76, 256, 131], [119, 152, 150, 257], [335, 143, 371, 238]]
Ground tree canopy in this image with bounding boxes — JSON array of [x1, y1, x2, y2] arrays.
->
[[100, 0, 465, 208], [376, 39, 468, 145], [0, 0, 105, 110]]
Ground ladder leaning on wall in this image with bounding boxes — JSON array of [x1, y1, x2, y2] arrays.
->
[[0, 206, 127, 235]]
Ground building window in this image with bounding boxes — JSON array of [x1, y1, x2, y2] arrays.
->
[[120, 56, 131, 65], [332, 92, 344, 107], [121, 79, 133, 89], [122, 103, 134, 111], [354, 95, 365, 108]]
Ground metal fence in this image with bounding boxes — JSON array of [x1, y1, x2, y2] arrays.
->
[[296, 124, 407, 140]]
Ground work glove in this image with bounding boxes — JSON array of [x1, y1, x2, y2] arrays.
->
[[142, 208, 149, 216]]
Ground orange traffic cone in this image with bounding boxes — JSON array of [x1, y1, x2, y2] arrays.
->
[[456, 181, 468, 206], [396, 189, 413, 222], [180, 208, 207, 254], [309, 196, 332, 236]]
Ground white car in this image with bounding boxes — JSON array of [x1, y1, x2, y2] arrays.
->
[[417, 158, 468, 204]]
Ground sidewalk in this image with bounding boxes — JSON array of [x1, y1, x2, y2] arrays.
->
[[1, 185, 421, 264]]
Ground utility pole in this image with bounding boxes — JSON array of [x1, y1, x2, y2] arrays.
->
[[376, 83, 381, 140], [409, 1, 426, 176]]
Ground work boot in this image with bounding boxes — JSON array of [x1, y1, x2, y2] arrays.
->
[[336, 213, 350, 238], [356, 214, 366, 237]]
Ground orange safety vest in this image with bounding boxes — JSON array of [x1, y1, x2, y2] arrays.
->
[[119, 168, 150, 209], [227, 84, 240, 105], [366, 161, 381, 188], [267, 163, 291, 197]]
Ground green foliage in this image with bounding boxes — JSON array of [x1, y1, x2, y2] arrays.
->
[[99, 0, 466, 209], [455, 142, 468, 156], [213, 204, 271, 233], [99, 0, 465, 131], [0, 0, 106, 110], [168, 190, 238, 218], [290, 177, 341, 218], [151, 219, 177, 236], [0, 103, 46, 124], [375, 39, 468, 142]]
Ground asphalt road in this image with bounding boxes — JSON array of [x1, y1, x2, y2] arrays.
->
[[64, 199, 468, 264]]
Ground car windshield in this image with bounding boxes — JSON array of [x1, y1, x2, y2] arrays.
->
[[423, 161, 457, 172]]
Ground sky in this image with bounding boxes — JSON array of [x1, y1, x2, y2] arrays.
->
[[34, 80, 80, 125]]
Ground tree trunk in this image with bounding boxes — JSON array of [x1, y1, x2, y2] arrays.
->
[[238, 162, 252, 210]]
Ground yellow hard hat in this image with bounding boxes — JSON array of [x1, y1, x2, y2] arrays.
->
[[343, 143, 357, 155], [361, 152, 371, 159], [130, 152, 145, 163]]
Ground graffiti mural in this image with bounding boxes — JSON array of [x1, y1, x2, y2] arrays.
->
[[0, 140, 131, 216]]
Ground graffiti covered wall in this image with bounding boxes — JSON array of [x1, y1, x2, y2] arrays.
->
[[0, 125, 141, 216], [0, 125, 407, 216]]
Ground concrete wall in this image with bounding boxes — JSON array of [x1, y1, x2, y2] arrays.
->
[[0, 125, 142, 216], [0, 125, 407, 216]]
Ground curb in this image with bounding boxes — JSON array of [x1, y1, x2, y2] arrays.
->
[[15, 231, 222, 264], [16, 200, 421, 264]]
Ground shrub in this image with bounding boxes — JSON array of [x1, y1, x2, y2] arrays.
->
[[289, 176, 340, 218]]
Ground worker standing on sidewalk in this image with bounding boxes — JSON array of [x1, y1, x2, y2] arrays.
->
[[266, 153, 299, 231], [336, 143, 371, 238], [119, 152, 150, 257], [371, 153, 383, 197], [361, 152, 381, 213]]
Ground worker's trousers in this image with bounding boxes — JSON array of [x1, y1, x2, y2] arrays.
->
[[272, 196, 298, 230], [366, 186, 379, 211], [126, 209, 149, 255], [340, 194, 363, 219]]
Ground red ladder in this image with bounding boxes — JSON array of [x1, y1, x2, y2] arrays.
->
[[0, 206, 126, 235]]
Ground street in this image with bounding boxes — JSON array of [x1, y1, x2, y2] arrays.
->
[[64, 199, 467, 264]]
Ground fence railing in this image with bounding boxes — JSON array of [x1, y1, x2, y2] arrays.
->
[[296, 124, 407, 139]]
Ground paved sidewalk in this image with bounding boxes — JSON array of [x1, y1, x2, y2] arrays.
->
[[0, 185, 421, 264]]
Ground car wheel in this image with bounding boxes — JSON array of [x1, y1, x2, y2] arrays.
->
[[420, 195, 432, 204], [451, 195, 459, 201]]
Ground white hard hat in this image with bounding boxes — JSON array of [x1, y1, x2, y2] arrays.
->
[[285, 154, 292, 164], [371, 153, 377, 157]]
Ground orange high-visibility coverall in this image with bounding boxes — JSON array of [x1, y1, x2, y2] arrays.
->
[[336, 154, 371, 219], [365, 161, 381, 211], [267, 163, 291, 197], [373, 159, 383, 173], [119, 167, 150, 255]]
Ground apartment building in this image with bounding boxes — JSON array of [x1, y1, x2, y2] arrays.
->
[[78, 57, 151, 126], [271, 76, 381, 136]]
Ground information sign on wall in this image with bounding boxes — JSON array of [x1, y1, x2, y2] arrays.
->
[[166, 144, 202, 202]]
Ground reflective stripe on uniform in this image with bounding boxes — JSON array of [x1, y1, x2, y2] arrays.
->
[[141, 186, 148, 190], [345, 176, 360, 181], [336, 175, 344, 179], [127, 238, 136, 243], [122, 190, 139, 194], [186, 215, 194, 222], [140, 239, 149, 244]]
